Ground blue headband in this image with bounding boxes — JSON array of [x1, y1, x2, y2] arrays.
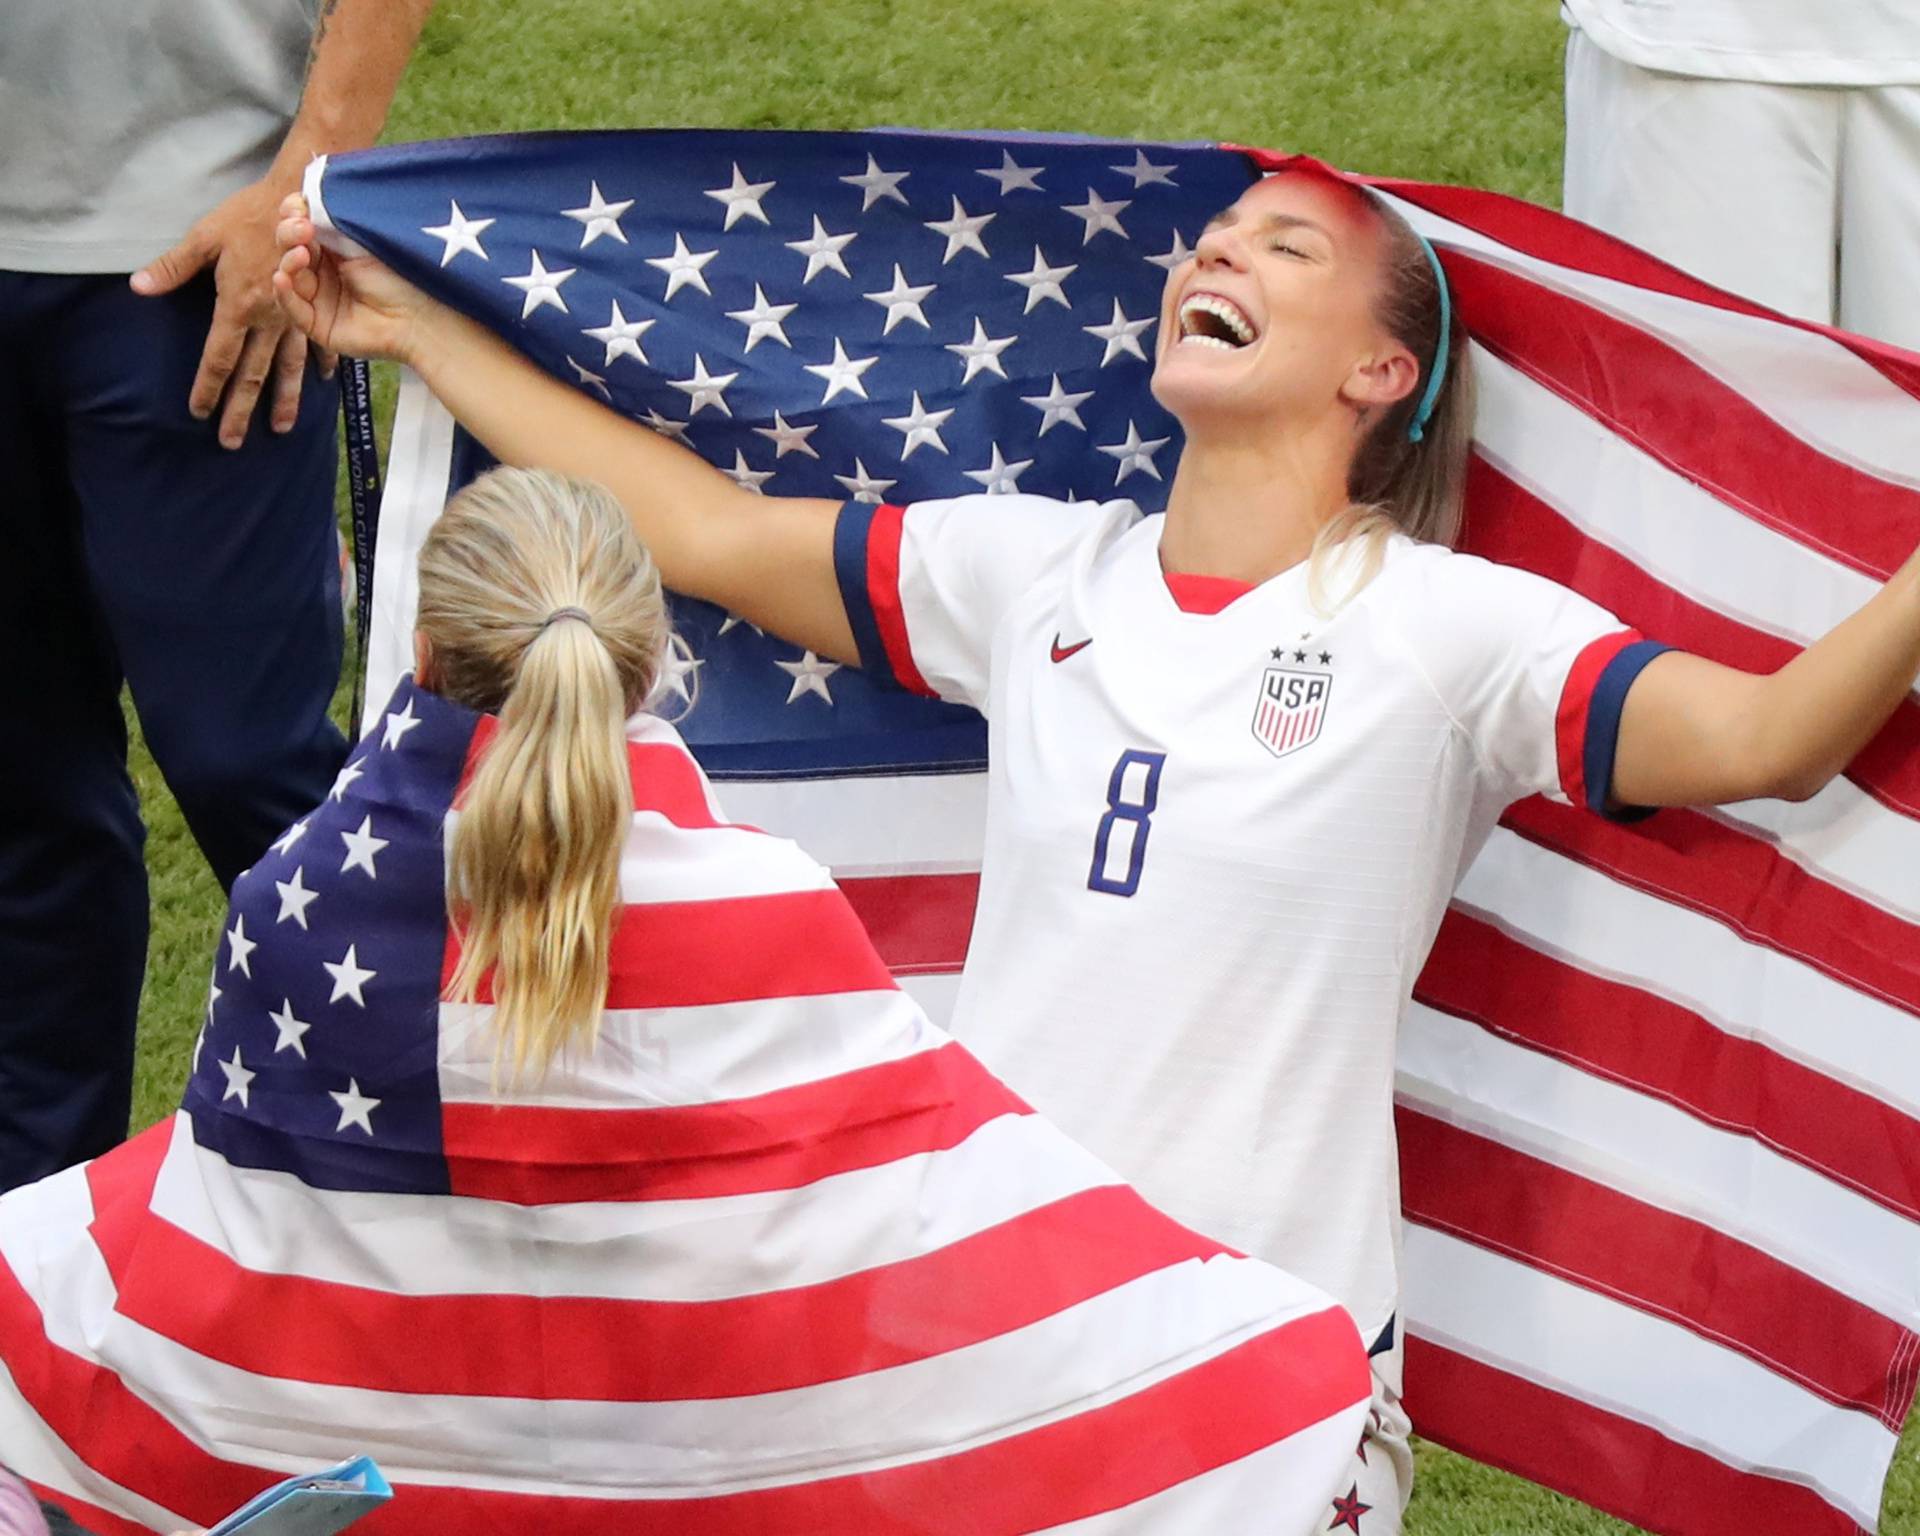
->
[[1407, 233, 1452, 444]]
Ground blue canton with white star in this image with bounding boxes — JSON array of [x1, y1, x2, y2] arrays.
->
[[183, 680, 479, 1194], [321, 129, 1258, 776]]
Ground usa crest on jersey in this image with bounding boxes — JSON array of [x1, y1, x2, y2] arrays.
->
[[1252, 665, 1332, 758]]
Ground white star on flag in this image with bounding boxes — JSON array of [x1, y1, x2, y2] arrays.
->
[[785, 216, 857, 283], [924, 197, 995, 262], [863, 264, 936, 335], [1022, 373, 1094, 435], [274, 866, 318, 929], [669, 354, 739, 417], [1063, 188, 1132, 242], [269, 818, 307, 857], [1005, 247, 1077, 312], [977, 149, 1044, 194], [753, 411, 819, 459], [1099, 419, 1172, 482], [805, 338, 878, 404], [340, 815, 389, 879], [225, 914, 257, 978], [323, 944, 376, 1007], [218, 1046, 255, 1109], [1146, 230, 1196, 271], [502, 251, 576, 318], [1112, 150, 1178, 189], [704, 163, 776, 230], [389, 697, 433, 752], [205, 969, 221, 1024], [840, 154, 910, 210], [568, 358, 611, 398], [658, 636, 704, 704], [268, 998, 311, 1058], [330, 1078, 381, 1136], [946, 317, 1017, 385], [378, 698, 416, 748], [882, 391, 954, 459], [561, 181, 634, 247], [964, 443, 1035, 496], [716, 614, 762, 637], [422, 200, 494, 266], [328, 759, 364, 803], [584, 300, 655, 366], [724, 449, 776, 494], [775, 650, 841, 705], [725, 284, 797, 351], [382, 698, 420, 748], [646, 233, 719, 301], [1083, 298, 1156, 365], [833, 457, 896, 504], [642, 408, 689, 442]]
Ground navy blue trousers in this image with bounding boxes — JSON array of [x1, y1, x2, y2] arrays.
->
[[0, 272, 347, 1191]]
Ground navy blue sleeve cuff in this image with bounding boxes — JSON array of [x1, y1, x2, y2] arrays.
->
[[831, 499, 900, 690], [1584, 640, 1676, 822]]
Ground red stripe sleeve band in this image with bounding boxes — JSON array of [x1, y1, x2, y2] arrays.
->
[[832, 500, 935, 697], [1555, 630, 1673, 818]]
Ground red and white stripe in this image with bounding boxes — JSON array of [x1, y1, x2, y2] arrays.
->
[[0, 714, 1369, 1534], [354, 155, 1920, 1534]]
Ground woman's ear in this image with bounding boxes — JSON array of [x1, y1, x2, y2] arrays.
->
[[1339, 340, 1420, 414], [413, 629, 436, 688]]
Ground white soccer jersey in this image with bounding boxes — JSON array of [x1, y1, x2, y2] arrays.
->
[[834, 493, 1671, 1342], [1561, 0, 1920, 85]]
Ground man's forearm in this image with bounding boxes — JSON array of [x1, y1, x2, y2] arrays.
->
[[270, 0, 435, 185]]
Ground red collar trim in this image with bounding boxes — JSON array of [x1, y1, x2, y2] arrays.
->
[[1162, 569, 1258, 615]]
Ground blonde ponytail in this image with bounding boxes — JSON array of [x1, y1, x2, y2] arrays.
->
[[414, 468, 670, 1081]]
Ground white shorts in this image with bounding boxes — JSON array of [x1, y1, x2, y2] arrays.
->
[[1313, 1331, 1411, 1536], [1563, 26, 1920, 350]]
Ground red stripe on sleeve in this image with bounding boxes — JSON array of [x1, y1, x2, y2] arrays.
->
[[444, 1038, 1026, 1203], [866, 503, 936, 697], [1555, 629, 1642, 810], [1404, 1336, 1867, 1536]]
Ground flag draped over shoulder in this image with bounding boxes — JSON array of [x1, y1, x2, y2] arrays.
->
[[307, 129, 1920, 1536], [0, 676, 1371, 1534]]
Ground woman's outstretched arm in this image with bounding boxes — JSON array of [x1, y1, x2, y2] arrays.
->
[[1611, 543, 1920, 806], [274, 198, 857, 664]]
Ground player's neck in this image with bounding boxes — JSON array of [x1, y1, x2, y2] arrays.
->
[[1161, 422, 1353, 585]]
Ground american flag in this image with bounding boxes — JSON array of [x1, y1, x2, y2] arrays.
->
[[0, 673, 1373, 1533], [308, 129, 1920, 1535]]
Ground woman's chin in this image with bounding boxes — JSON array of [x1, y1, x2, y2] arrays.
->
[[1151, 354, 1267, 431]]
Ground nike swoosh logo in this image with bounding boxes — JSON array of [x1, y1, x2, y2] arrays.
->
[[1050, 634, 1092, 663]]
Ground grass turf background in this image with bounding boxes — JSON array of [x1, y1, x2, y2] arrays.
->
[[123, 1, 1919, 1529]]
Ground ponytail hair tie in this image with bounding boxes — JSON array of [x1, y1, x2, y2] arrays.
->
[[539, 606, 595, 632]]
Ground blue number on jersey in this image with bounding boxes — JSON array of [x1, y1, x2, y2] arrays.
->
[[1088, 749, 1167, 897]]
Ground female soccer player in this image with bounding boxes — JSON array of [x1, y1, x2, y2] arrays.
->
[[276, 171, 1920, 1531], [0, 465, 1368, 1532]]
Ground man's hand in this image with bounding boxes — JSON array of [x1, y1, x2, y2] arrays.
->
[[131, 177, 332, 449]]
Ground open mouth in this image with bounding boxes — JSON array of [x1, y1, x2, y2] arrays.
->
[[1177, 293, 1257, 351]]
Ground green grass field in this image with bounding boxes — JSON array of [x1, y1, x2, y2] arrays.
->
[[123, 2, 1918, 1530]]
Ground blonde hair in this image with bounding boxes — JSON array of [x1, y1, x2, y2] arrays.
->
[[1306, 188, 1477, 613], [415, 467, 670, 1082]]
